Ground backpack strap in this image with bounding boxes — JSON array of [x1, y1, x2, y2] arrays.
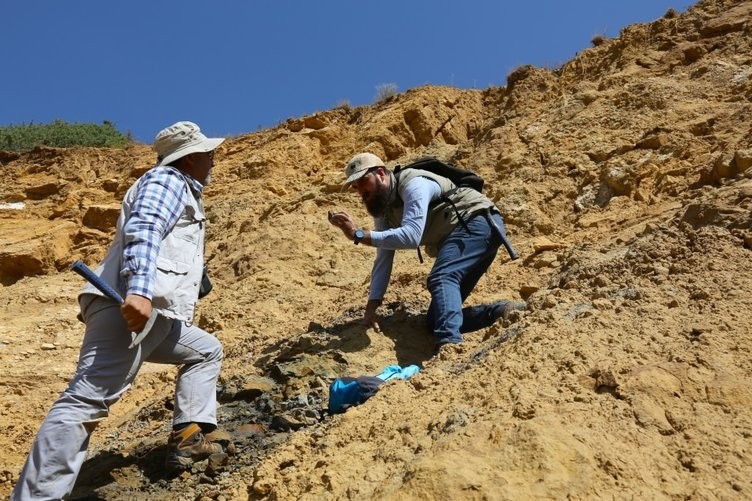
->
[[433, 188, 470, 232], [394, 167, 473, 260]]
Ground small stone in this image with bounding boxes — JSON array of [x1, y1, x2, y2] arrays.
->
[[41, 343, 56, 351], [637, 134, 669, 149], [594, 276, 610, 287], [531, 236, 565, 254], [206, 453, 229, 476], [592, 299, 614, 310], [533, 254, 559, 269], [543, 296, 558, 308]]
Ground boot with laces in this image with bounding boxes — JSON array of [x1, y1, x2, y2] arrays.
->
[[165, 423, 223, 471]]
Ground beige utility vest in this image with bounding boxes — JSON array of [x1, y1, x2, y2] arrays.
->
[[81, 166, 205, 323], [384, 168, 496, 248]]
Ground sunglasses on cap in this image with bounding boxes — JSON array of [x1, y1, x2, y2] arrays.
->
[[350, 167, 379, 188]]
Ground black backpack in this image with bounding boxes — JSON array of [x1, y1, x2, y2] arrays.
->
[[393, 156, 519, 261], [393, 157, 484, 192]]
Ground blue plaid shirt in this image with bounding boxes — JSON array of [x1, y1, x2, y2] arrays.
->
[[120, 167, 203, 299]]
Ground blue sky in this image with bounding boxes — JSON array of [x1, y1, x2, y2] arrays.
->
[[2, 1, 696, 143]]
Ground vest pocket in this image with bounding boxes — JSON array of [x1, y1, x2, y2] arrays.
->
[[156, 256, 191, 274], [153, 256, 192, 307]]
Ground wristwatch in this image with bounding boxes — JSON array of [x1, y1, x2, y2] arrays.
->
[[353, 228, 365, 245]]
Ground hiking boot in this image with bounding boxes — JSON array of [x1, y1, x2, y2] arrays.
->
[[491, 300, 527, 324], [165, 423, 224, 471]]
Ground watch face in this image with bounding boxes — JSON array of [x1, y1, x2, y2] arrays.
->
[[355, 229, 365, 239]]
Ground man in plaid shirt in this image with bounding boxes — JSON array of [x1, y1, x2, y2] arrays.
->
[[13, 121, 226, 500]]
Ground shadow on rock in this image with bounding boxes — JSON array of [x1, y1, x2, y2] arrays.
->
[[376, 301, 435, 367], [68, 444, 175, 500]]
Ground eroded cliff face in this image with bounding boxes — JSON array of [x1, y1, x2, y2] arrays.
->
[[1, 0, 751, 498]]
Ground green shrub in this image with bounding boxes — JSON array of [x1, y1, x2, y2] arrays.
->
[[0, 120, 131, 152]]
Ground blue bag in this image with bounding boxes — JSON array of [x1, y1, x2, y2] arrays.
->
[[327, 364, 421, 414], [327, 376, 384, 414]]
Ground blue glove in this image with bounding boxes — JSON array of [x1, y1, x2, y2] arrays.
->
[[399, 365, 420, 379], [375, 365, 403, 381], [376, 364, 420, 381]]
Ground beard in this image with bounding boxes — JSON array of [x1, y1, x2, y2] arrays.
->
[[364, 183, 390, 217]]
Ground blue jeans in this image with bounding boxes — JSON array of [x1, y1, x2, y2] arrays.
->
[[426, 211, 506, 345]]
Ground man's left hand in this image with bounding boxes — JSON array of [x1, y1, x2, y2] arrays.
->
[[363, 299, 382, 332], [328, 210, 356, 240]]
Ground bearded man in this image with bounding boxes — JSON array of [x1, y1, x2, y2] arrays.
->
[[329, 152, 525, 353]]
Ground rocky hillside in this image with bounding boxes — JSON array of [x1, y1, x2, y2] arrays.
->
[[1, 0, 751, 498]]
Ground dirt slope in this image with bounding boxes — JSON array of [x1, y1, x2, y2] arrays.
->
[[1, 0, 751, 498]]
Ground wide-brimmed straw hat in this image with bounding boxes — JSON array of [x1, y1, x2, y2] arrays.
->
[[153, 121, 225, 166]]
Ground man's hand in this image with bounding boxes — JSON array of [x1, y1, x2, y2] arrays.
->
[[363, 299, 381, 332], [121, 294, 153, 332], [328, 210, 356, 240]]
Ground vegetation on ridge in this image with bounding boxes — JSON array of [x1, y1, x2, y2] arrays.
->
[[0, 120, 131, 152]]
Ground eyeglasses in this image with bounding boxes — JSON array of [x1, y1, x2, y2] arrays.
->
[[350, 168, 377, 189]]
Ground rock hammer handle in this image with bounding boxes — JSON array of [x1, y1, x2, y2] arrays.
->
[[70, 260, 124, 304]]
